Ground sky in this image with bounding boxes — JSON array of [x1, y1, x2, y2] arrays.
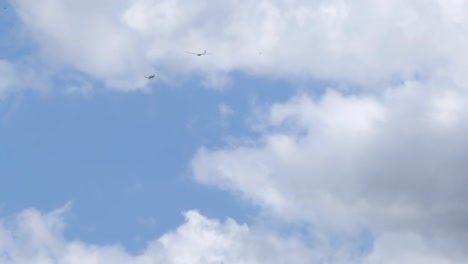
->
[[1, 0, 468, 263]]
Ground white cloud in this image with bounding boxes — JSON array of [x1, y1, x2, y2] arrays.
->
[[191, 78, 468, 261], [0, 206, 318, 264], [1, 205, 464, 263], [13, 0, 146, 88], [10, 0, 468, 90]]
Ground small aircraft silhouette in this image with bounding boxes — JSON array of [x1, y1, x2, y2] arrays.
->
[[186, 50, 210, 56], [145, 74, 155, 79]]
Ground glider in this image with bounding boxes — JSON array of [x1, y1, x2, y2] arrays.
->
[[186, 50, 210, 56]]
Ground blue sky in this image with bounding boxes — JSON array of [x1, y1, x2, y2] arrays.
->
[[0, 73, 298, 250], [1, 1, 468, 263]]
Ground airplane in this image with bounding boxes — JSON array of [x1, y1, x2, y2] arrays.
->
[[186, 50, 210, 56], [144, 74, 155, 79]]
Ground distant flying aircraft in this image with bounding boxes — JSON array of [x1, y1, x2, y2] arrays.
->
[[145, 74, 155, 79], [186, 50, 209, 56]]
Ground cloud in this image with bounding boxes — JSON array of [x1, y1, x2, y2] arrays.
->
[[191, 77, 468, 261], [0, 205, 463, 263], [0, 206, 318, 264], [11, 0, 468, 90]]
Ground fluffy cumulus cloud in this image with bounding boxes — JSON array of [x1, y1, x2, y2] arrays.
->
[[0, 206, 320, 264], [184, 4, 468, 260], [10, 0, 468, 90], [191, 78, 468, 262], [0, 205, 462, 263]]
